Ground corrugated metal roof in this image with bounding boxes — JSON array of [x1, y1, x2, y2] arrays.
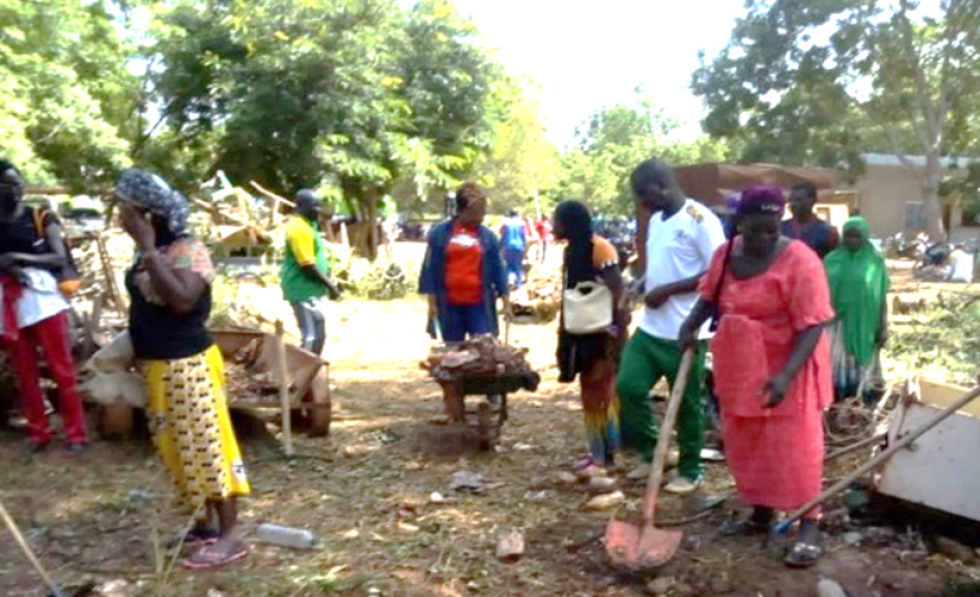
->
[[862, 153, 980, 168]]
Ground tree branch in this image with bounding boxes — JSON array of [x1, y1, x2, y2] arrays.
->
[[897, 0, 939, 141], [883, 124, 919, 173]]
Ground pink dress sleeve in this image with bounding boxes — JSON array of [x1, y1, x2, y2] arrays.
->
[[784, 242, 835, 331], [698, 241, 731, 301]]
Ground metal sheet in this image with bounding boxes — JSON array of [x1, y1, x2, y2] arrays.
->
[[877, 387, 980, 522]]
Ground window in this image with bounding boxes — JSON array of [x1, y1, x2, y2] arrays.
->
[[905, 201, 925, 231]]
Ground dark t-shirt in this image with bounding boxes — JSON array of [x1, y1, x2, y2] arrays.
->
[[125, 239, 214, 360], [0, 206, 44, 255], [782, 219, 836, 258]]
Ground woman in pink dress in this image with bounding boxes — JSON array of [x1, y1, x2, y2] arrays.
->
[[679, 185, 834, 568]]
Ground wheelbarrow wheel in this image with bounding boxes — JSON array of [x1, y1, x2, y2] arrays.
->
[[476, 402, 494, 451]]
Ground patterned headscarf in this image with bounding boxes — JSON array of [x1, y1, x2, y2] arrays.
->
[[115, 168, 190, 236]]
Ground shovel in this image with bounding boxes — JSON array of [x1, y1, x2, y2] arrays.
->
[[0, 497, 69, 597], [605, 348, 694, 569]]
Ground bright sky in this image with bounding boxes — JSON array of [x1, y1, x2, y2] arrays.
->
[[453, 0, 746, 148]]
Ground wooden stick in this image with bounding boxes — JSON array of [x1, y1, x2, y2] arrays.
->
[[825, 433, 887, 462], [190, 197, 250, 228], [274, 319, 294, 456], [249, 180, 296, 208], [249, 180, 295, 228], [96, 234, 125, 312], [0, 498, 67, 597]]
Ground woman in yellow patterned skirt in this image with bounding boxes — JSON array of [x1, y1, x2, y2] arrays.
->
[[116, 168, 250, 569]]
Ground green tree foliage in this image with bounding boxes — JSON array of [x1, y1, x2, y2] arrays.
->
[[468, 78, 560, 215], [0, 0, 137, 187], [151, 0, 500, 249], [693, 0, 980, 238], [558, 94, 728, 216]]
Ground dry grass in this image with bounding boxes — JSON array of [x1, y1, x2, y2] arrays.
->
[[0, 259, 972, 596]]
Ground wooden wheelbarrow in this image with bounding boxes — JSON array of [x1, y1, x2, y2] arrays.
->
[[437, 370, 540, 451]]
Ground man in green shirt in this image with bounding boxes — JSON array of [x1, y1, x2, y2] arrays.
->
[[281, 190, 338, 355]]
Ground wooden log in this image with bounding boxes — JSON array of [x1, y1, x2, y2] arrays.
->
[[96, 235, 125, 312], [274, 319, 294, 456], [249, 180, 295, 228]]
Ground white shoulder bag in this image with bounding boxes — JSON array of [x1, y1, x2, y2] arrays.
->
[[562, 274, 614, 334]]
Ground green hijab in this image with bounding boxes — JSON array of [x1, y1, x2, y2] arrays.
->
[[823, 216, 889, 365]]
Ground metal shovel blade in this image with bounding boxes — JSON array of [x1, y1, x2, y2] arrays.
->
[[604, 519, 683, 569]]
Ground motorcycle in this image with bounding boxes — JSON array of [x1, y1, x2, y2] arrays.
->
[[913, 241, 953, 280]]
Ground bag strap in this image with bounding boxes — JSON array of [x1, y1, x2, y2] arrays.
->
[[32, 206, 48, 239], [708, 239, 736, 331]]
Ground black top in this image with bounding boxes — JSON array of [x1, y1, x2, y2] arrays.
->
[[125, 249, 213, 361], [0, 206, 45, 255]]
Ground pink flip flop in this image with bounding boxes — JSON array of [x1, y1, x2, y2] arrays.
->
[[181, 544, 249, 569]]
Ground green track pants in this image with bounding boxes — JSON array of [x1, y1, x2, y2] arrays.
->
[[615, 330, 706, 480]]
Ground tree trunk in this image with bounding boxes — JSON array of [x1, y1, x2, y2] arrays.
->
[[922, 150, 946, 240], [363, 184, 379, 261]]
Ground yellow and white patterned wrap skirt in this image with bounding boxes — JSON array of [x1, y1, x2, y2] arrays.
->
[[142, 344, 250, 517]]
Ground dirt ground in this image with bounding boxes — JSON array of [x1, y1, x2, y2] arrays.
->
[[2, 254, 980, 597]]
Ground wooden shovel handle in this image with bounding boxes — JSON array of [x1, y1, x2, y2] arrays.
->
[[642, 348, 695, 524]]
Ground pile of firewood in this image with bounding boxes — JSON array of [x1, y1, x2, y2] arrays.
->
[[421, 335, 534, 382]]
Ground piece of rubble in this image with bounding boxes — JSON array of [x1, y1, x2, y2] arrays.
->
[[97, 579, 136, 597], [554, 471, 578, 485], [646, 576, 675, 595], [395, 522, 419, 534], [586, 491, 625, 510], [816, 578, 848, 597], [936, 536, 976, 564], [496, 529, 524, 561], [587, 476, 617, 491], [449, 471, 485, 493]]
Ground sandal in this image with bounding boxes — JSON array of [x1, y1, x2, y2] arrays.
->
[[181, 543, 249, 570], [784, 539, 823, 568]]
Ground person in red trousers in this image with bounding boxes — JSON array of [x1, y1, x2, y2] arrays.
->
[[0, 159, 88, 454]]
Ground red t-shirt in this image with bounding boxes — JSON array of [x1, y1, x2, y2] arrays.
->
[[536, 219, 552, 241], [444, 223, 483, 305]]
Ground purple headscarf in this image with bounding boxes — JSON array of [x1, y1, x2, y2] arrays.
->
[[738, 185, 785, 217]]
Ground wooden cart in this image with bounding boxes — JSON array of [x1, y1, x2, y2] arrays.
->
[[437, 370, 539, 451]]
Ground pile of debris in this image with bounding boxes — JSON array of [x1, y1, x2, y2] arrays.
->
[[422, 335, 534, 382], [512, 264, 562, 322], [224, 337, 282, 404]]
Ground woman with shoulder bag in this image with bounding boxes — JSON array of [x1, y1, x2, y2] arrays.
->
[[555, 201, 629, 475]]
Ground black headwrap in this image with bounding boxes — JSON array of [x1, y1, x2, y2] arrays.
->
[[555, 200, 609, 383], [555, 201, 598, 287]]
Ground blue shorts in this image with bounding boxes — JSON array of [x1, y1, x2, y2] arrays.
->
[[440, 302, 493, 342]]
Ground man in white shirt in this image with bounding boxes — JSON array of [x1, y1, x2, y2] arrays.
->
[[616, 159, 726, 493]]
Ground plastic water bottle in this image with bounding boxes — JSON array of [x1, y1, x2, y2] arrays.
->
[[256, 523, 318, 549]]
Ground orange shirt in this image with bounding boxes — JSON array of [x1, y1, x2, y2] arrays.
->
[[444, 223, 483, 305]]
